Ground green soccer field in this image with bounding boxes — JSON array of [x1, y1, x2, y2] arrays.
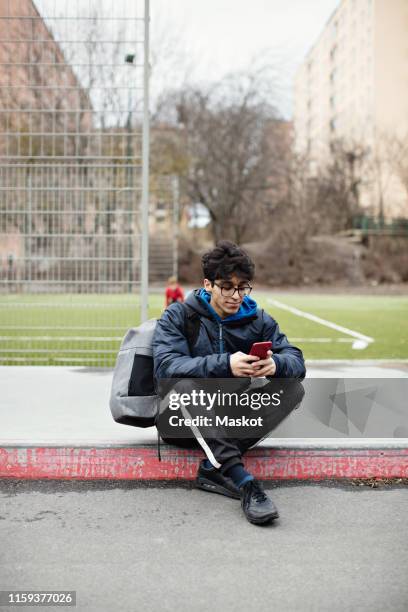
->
[[0, 292, 407, 365]]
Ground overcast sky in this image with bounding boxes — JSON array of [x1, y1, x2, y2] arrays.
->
[[150, 0, 340, 118], [34, 0, 340, 120]]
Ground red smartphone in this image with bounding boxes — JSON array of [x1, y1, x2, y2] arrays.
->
[[249, 341, 272, 360]]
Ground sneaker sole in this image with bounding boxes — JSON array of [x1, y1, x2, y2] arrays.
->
[[196, 476, 240, 500], [246, 511, 280, 525]]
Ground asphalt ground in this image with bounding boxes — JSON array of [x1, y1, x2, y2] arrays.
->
[[0, 480, 407, 612]]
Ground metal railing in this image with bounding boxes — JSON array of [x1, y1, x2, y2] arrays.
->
[[352, 215, 408, 236]]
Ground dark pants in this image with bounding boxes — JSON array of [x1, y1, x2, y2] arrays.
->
[[157, 378, 304, 474]]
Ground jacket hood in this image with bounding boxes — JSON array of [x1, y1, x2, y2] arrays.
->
[[185, 288, 258, 323]]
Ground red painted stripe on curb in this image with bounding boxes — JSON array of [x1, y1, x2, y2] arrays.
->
[[1, 447, 407, 480]]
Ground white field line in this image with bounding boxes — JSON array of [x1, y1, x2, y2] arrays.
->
[[0, 334, 355, 344], [0, 357, 114, 363], [267, 298, 374, 344], [0, 336, 121, 342], [0, 326, 125, 330], [291, 337, 354, 343], [306, 359, 408, 364]]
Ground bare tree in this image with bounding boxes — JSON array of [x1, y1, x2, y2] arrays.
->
[[154, 67, 286, 244], [380, 134, 408, 214], [313, 140, 367, 232], [361, 132, 408, 222]]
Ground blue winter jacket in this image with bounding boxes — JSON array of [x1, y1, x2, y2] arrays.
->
[[152, 288, 306, 380]]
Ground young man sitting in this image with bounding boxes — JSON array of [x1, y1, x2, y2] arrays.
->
[[153, 241, 306, 525]]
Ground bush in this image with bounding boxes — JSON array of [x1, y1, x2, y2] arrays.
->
[[178, 233, 408, 287]]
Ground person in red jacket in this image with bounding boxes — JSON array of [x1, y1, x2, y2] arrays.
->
[[165, 276, 184, 309]]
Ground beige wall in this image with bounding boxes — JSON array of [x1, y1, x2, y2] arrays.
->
[[294, 0, 408, 218], [374, 0, 408, 138]]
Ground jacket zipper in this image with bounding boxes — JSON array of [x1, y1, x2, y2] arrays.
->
[[218, 323, 224, 353]]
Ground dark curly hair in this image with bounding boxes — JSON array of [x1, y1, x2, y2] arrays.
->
[[201, 240, 255, 282]]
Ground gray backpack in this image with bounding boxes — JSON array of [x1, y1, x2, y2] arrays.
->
[[109, 304, 200, 429]]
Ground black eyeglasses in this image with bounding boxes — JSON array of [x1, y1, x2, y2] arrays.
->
[[212, 282, 252, 297]]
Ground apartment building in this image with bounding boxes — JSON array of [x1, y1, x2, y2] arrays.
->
[[294, 0, 408, 217]]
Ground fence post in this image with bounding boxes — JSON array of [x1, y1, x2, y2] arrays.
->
[[140, 0, 150, 323]]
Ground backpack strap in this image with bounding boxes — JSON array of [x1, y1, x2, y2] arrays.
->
[[183, 303, 201, 353], [155, 303, 200, 464]]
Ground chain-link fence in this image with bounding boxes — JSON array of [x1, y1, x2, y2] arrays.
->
[[0, 0, 165, 366]]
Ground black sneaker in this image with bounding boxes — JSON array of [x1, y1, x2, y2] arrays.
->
[[196, 460, 241, 499], [241, 479, 279, 524]]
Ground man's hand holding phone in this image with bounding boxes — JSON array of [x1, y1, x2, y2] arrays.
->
[[250, 341, 276, 377], [230, 351, 260, 377], [251, 349, 276, 377], [230, 341, 276, 377]]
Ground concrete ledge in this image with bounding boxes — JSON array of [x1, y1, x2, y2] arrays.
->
[[1, 445, 407, 480]]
